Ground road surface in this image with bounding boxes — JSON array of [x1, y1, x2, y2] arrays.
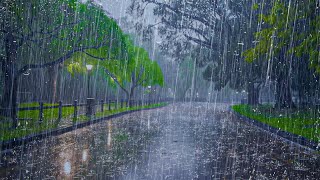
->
[[0, 103, 319, 179]]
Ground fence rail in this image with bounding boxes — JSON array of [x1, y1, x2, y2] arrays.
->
[[0, 99, 171, 125]]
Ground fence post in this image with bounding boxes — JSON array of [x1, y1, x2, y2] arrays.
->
[[14, 103, 19, 127], [121, 100, 123, 109], [58, 101, 62, 120], [73, 100, 78, 121], [115, 100, 118, 109], [39, 102, 44, 123], [108, 100, 111, 111], [100, 99, 104, 112], [86, 98, 95, 117]]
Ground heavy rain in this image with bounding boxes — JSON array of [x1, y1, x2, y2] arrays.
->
[[0, 0, 320, 179]]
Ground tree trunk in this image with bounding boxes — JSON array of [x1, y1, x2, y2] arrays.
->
[[47, 64, 59, 103], [127, 86, 135, 107], [247, 82, 260, 106], [183, 88, 189, 102], [275, 76, 295, 109], [1, 63, 19, 128], [1, 32, 19, 128], [127, 73, 136, 107]]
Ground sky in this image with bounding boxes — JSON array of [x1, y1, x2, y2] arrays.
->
[[99, 0, 166, 61], [99, 0, 129, 20], [99, 0, 158, 27]]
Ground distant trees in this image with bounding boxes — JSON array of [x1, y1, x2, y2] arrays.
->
[[130, 0, 320, 108], [0, 0, 127, 126], [129, 0, 267, 105], [129, 0, 244, 52], [173, 47, 211, 101]]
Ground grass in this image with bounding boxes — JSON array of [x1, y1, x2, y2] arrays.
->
[[19, 102, 58, 108], [0, 106, 74, 141], [0, 102, 167, 142], [232, 104, 320, 142]]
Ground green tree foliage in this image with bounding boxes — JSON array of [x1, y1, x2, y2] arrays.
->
[[244, 0, 320, 108], [66, 36, 164, 103], [243, 0, 298, 108], [294, 0, 320, 71], [201, 0, 268, 105], [100, 37, 164, 103], [243, 1, 295, 63], [0, 0, 127, 126]]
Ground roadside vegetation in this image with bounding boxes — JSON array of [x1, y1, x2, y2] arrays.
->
[[232, 104, 320, 142], [0, 0, 165, 129]]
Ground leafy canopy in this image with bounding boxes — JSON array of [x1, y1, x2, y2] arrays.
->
[[66, 36, 164, 90], [99, 37, 164, 89], [243, 0, 320, 73], [0, 0, 127, 70]]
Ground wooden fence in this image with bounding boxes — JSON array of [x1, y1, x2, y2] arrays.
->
[[0, 99, 170, 124]]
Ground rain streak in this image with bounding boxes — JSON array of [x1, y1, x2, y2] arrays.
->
[[0, 0, 320, 179]]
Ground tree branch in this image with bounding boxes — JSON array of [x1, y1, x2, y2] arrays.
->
[[135, 66, 148, 87], [27, 20, 81, 39], [184, 34, 217, 49], [83, 51, 108, 60], [104, 69, 129, 95], [17, 40, 110, 76], [147, 0, 213, 28]]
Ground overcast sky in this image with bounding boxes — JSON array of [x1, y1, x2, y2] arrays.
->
[[100, 0, 130, 20], [100, 0, 157, 26]]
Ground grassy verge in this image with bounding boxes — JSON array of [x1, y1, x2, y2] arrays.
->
[[232, 104, 320, 142], [19, 102, 58, 108], [0, 107, 74, 141], [0, 102, 167, 142]]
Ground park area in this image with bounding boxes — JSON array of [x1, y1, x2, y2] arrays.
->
[[1, 0, 320, 179]]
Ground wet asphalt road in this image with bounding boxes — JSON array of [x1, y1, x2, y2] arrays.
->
[[0, 103, 319, 179]]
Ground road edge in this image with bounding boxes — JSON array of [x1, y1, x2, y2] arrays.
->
[[1, 104, 169, 151]]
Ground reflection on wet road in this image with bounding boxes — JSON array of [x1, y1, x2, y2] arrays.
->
[[0, 103, 319, 179]]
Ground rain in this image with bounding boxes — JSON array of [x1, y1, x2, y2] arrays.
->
[[0, 0, 320, 179]]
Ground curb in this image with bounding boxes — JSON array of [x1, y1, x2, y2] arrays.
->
[[1, 104, 168, 151], [230, 107, 320, 151]]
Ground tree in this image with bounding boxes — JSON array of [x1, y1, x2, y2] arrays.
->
[[129, 0, 243, 50], [68, 37, 165, 105], [0, 0, 127, 127], [243, 0, 319, 108], [129, 0, 269, 105], [100, 38, 164, 105]]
